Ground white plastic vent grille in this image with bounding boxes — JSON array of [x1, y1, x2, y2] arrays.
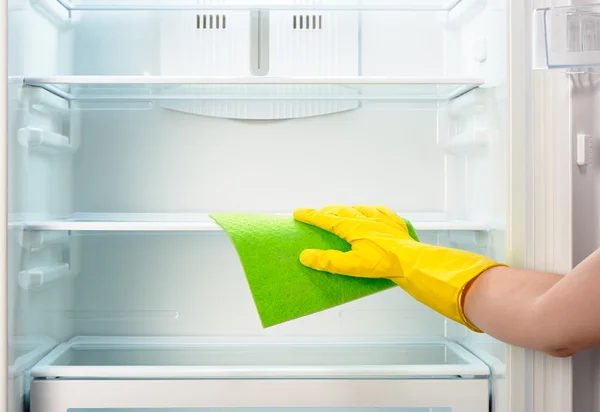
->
[[196, 14, 226, 29], [160, 11, 248, 76], [270, 11, 358, 76], [293, 14, 322, 30]]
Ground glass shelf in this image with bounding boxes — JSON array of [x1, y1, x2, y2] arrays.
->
[[68, 409, 453, 412], [533, 4, 600, 69], [54, 0, 463, 12], [23, 76, 484, 102], [31, 336, 490, 379], [17, 213, 490, 232]]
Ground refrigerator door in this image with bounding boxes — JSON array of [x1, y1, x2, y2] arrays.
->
[[568, 2, 600, 411], [528, 0, 600, 410]]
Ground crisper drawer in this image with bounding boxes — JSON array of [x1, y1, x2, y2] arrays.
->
[[30, 382, 488, 412], [30, 337, 490, 412]]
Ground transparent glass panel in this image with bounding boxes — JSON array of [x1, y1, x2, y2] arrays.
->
[[21, 213, 489, 233], [24, 79, 482, 102], [63, 0, 463, 11], [53, 344, 466, 367], [69, 409, 452, 412]]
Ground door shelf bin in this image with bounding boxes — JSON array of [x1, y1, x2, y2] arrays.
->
[[30, 337, 490, 412], [534, 4, 600, 69]]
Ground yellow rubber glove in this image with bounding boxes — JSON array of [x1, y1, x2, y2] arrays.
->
[[293, 205, 505, 332]]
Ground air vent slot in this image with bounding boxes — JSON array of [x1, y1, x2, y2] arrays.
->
[[293, 14, 322, 30], [197, 14, 226, 29]]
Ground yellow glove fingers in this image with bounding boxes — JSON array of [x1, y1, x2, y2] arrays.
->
[[294, 208, 364, 241], [294, 208, 343, 233], [352, 205, 408, 232], [320, 204, 365, 219], [352, 204, 389, 220], [374, 205, 409, 229], [299, 249, 369, 278]]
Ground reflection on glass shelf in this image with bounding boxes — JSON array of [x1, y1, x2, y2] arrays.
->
[[55, 0, 463, 11], [23, 76, 483, 102], [18, 213, 490, 232], [31, 336, 489, 379], [533, 4, 600, 69], [69, 409, 452, 412]]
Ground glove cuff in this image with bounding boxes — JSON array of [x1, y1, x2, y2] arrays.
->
[[397, 249, 505, 333], [448, 258, 505, 333]]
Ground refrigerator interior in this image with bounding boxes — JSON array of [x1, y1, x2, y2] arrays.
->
[[8, 0, 510, 411]]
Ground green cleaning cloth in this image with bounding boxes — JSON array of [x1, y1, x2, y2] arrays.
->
[[210, 212, 420, 328]]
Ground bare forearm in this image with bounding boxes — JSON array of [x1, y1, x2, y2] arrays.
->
[[463, 267, 564, 353], [464, 249, 600, 357]]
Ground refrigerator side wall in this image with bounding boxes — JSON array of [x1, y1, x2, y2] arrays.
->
[[7, 2, 76, 412]]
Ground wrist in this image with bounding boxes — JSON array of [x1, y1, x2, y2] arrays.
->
[[460, 265, 507, 333], [459, 276, 485, 333]]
